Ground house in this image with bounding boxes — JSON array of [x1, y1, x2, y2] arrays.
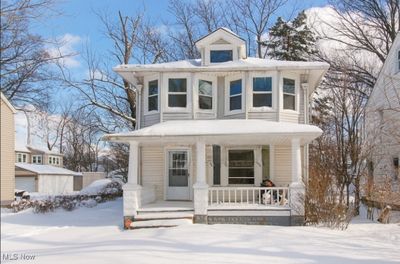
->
[[104, 28, 329, 228], [15, 145, 64, 167], [1, 93, 17, 206], [15, 163, 81, 194], [365, 32, 400, 185]]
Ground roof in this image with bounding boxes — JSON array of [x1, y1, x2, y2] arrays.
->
[[195, 27, 245, 45], [1, 92, 17, 113], [15, 163, 81, 176], [104, 120, 323, 145], [27, 146, 63, 156]]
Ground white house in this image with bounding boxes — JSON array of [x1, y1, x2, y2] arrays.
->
[[365, 32, 400, 185], [105, 28, 329, 228]]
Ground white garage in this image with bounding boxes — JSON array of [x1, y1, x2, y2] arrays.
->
[[15, 163, 81, 195]]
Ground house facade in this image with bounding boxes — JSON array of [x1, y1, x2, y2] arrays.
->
[[365, 32, 400, 185], [1, 93, 16, 206], [105, 28, 329, 228], [15, 146, 64, 167]]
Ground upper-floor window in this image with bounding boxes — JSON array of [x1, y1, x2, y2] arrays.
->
[[16, 153, 27, 163], [198, 80, 213, 110], [229, 79, 242, 111], [253, 77, 272, 107], [210, 50, 232, 63], [283, 78, 296, 110], [168, 78, 187, 108], [32, 155, 42, 164], [148, 80, 158, 112], [398, 50, 400, 71], [49, 156, 60, 165]]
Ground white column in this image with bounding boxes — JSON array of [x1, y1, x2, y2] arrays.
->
[[127, 141, 139, 185], [291, 138, 302, 184], [123, 141, 142, 222], [193, 141, 208, 223]]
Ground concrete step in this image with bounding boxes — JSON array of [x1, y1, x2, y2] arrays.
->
[[130, 218, 193, 229], [135, 211, 194, 221]]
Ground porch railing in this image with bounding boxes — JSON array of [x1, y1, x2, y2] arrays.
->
[[208, 187, 290, 208]]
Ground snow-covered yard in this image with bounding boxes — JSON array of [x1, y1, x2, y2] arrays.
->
[[1, 198, 399, 264]]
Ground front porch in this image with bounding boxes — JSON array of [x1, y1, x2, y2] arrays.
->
[[104, 120, 321, 228]]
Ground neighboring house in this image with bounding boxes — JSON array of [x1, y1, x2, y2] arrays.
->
[[365, 32, 400, 185], [105, 28, 329, 227], [15, 146, 64, 167], [1, 93, 16, 206], [15, 163, 81, 194]]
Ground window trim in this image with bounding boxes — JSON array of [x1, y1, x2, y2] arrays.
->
[[210, 50, 233, 63], [32, 155, 42, 164], [194, 74, 217, 115], [225, 74, 245, 115], [144, 75, 160, 115], [163, 73, 192, 113], [227, 148, 256, 186], [206, 44, 239, 65], [281, 74, 299, 113], [16, 153, 27, 163], [250, 73, 276, 111]]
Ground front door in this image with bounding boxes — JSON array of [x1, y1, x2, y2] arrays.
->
[[166, 150, 190, 200]]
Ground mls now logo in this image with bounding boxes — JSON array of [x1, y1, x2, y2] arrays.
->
[[2, 253, 36, 261]]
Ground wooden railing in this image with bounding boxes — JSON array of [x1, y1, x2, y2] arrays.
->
[[208, 187, 290, 207]]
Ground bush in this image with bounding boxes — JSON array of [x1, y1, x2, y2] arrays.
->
[[11, 179, 123, 214]]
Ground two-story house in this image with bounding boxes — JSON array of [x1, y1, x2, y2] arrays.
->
[[365, 32, 400, 186], [105, 28, 329, 228], [15, 146, 64, 167]]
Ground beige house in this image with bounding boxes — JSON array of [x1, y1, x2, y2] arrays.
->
[[1, 93, 16, 206], [15, 146, 64, 167], [365, 32, 400, 184], [105, 28, 329, 228]]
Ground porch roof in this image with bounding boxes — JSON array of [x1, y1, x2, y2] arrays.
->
[[104, 120, 322, 145]]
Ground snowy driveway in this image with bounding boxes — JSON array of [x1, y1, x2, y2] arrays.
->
[[1, 198, 399, 264]]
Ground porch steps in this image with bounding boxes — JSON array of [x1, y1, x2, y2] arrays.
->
[[130, 218, 193, 229], [131, 207, 194, 229]]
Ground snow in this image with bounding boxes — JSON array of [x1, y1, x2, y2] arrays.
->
[[114, 57, 329, 72], [105, 120, 322, 140], [79, 179, 112, 195], [1, 198, 399, 264], [15, 163, 81, 176]]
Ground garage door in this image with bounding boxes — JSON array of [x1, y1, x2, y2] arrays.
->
[[15, 177, 36, 192]]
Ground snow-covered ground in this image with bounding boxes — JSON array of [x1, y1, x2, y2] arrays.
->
[[1, 198, 399, 264]]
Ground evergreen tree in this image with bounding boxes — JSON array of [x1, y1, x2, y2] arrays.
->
[[265, 11, 317, 61]]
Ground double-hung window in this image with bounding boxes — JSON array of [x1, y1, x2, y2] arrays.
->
[[253, 77, 272, 107], [229, 79, 242, 111], [32, 155, 42, 164], [168, 78, 187, 108], [17, 153, 27, 163], [148, 80, 158, 112], [283, 78, 296, 110], [198, 80, 213, 110], [228, 150, 255, 185]]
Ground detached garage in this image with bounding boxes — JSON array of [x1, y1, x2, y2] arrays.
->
[[15, 163, 81, 195]]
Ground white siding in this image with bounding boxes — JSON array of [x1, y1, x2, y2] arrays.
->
[[141, 146, 164, 201], [273, 146, 292, 186], [38, 175, 74, 194]]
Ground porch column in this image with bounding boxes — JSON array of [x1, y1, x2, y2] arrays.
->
[[290, 138, 305, 225], [193, 141, 208, 224], [122, 141, 142, 229]]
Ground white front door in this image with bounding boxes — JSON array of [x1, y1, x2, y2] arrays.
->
[[166, 150, 190, 200]]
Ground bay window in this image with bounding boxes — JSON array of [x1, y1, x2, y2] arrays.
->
[[17, 153, 27, 163], [148, 80, 158, 112], [228, 149, 254, 184], [253, 77, 272, 107], [229, 79, 242, 111], [283, 78, 296, 110], [198, 80, 213, 110], [168, 78, 187, 108]]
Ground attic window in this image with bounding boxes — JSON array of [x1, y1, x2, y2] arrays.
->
[[210, 50, 232, 63]]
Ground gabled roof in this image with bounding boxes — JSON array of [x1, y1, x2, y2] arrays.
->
[[195, 27, 246, 47], [15, 163, 81, 176], [1, 92, 16, 113], [27, 146, 63, 156]]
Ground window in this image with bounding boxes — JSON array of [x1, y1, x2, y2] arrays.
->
[[17, 153, 27, 163], [168, 151, 189, 186], [210, 50, 232, 63], [168, 78, 187, 108], [48, 156, 60, 165], [228, 150, 254, 184], [213, 145, 221, 185], [32, 155, 42, 164], [283, 78, 296, 110], [198, 80, 213, 110], [148, 80, 158, 112], [398, 50, 400, 71], [229, 79, 242, 111], [253, 77, 272, 107]]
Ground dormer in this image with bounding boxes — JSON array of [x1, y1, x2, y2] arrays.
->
[[195, 28, 246, 66]]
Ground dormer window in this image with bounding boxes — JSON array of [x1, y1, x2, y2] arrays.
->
[[210, 50, 233, 63]]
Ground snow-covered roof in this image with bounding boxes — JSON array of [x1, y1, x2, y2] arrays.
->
[[195, 27, 245, 45], [15, 145, 31, 153], [15, 163, 81, 176], [114, 58, 329, 72], [27, 145, 63, 156], [104, 120, 322, 145]]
